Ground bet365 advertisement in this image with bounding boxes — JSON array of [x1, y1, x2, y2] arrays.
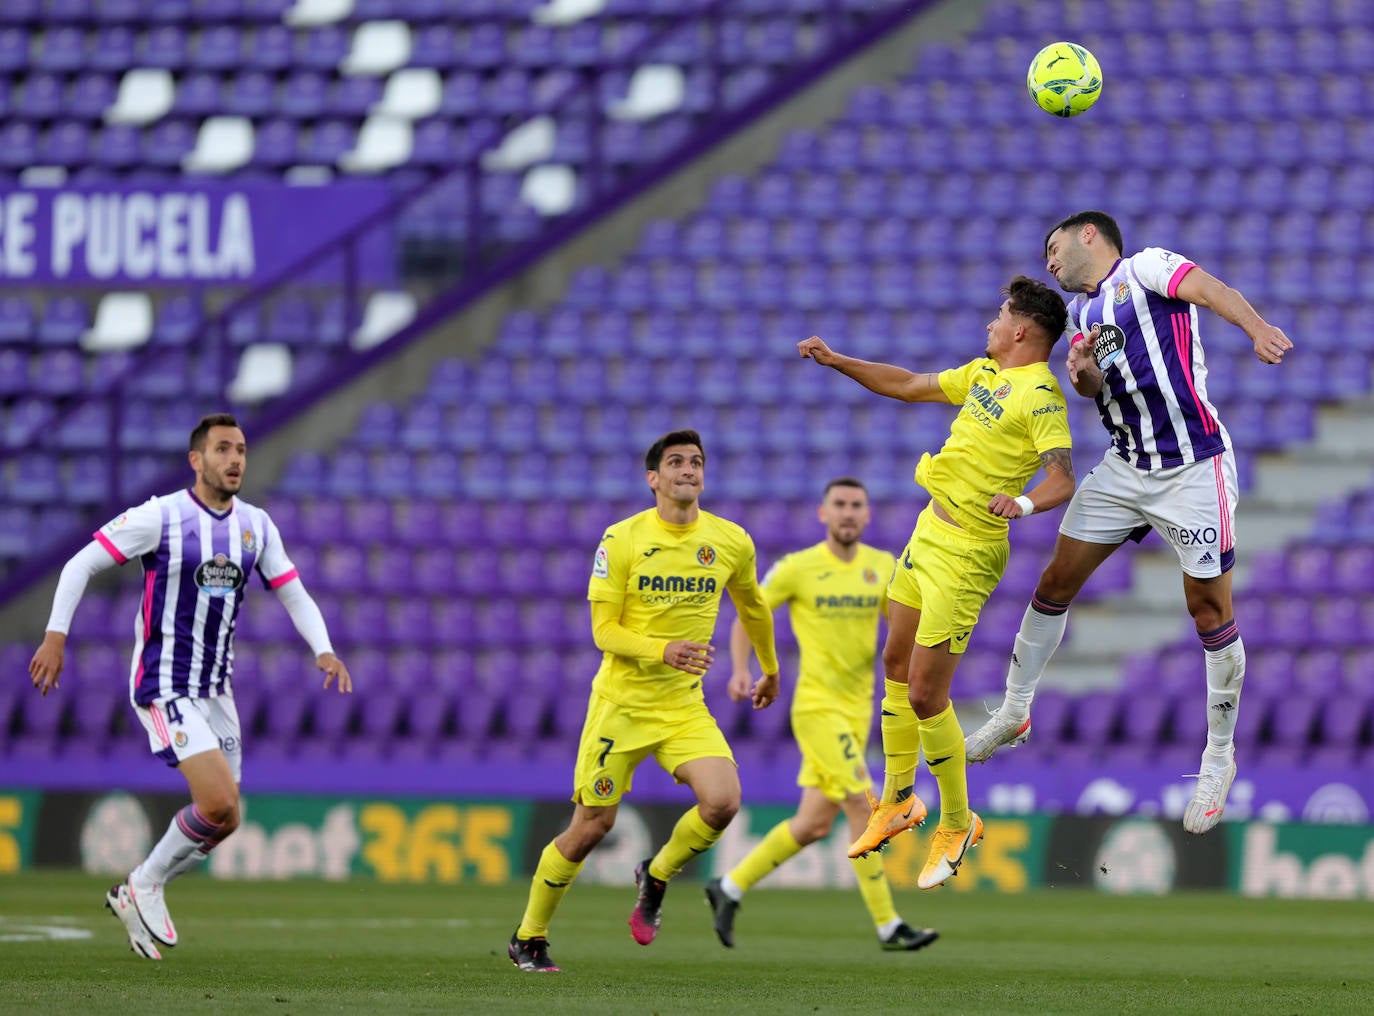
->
[[5, 789, 1374, 899]]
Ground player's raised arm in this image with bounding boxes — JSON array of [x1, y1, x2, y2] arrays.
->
[[1173, 266, 1293, 365], [1065, 326, 1104, 397], [988, 447, 1076, 520], [797, 336, 952, 404]]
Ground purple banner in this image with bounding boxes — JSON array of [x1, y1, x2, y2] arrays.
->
[[0, 183, 393, 285]]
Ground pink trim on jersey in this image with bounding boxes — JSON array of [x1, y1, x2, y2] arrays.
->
[[1069, 332, 1087, 345], [1213, 457, 1234, 552], [94, 531, 127, 565], [1165, 261, 1196, 299], [134, 569, 156, 690], [266, 568, 299, 589], [1172, 312, 1218, 435], [149, 703, 172, 748]]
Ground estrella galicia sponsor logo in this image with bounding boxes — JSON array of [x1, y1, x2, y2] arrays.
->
[[194, 554, 246, 596], [1093, 323, 1127, 367], [696, 545, 716, 566]]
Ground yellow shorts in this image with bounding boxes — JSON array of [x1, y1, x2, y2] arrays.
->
[[571, 691, 734, 806], [792, 708, 872, 802], [887, 503, 1009, 654]]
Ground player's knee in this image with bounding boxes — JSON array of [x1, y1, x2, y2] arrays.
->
[[198, 795, 239, 831], [881, 642, 910, 682], [795, 816, 832, 844], [698, 796, 739, 829]]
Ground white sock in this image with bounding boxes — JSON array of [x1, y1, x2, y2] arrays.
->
[[720, 875, 744, 902], [1003, 598, 1070, 716], [1202, 633, 1245, 762], [133, 805, 226, 886], [878, 917, 904, 939]]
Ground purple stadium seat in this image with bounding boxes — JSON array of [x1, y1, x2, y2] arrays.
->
[[193, 25, 242, 71], [294, 26, 349, 71], [16, 74, 63, 120], [34, 121, 88, 166]]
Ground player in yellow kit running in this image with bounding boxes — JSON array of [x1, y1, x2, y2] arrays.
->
[[508, 430, 780, 973], [705, 477, 938, 952], [797, 275, 1075, 890]]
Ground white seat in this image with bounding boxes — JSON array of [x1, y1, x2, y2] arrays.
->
[[341, 21, 411, 76], [532, 0, 606, 26], [607, 65, 685, 121], [182, 117, 254, 174], [374, 68, 441, 119], [81, 292, 153, 353], [521, 164, 576, 216], [227, 344, 292, 403], [105, 69, 175, 126], [351, 290, 416, 350], [339, 116, 412, 173], [481, 115, 555, 172], [284, 0, 353, 27]]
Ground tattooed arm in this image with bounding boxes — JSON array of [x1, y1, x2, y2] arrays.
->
[[988, 446, 1076, 519]]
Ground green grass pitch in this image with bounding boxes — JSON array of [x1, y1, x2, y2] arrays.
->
[[1, 872, 1370, 1014]]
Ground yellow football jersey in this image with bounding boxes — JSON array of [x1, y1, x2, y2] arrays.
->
[[761, 542, 896, 720], [588, 507, 764, 711], [914, 357, 1071, 540]]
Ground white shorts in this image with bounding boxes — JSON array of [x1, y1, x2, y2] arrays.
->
[[1060, 450, 1237, 579], [136, 695, 243, 782]]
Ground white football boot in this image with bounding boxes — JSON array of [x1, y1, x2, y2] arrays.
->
[[128, 874, 178, 948], [105, 884, 162, 960]]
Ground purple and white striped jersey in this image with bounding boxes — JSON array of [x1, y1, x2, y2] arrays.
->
[[94, 489, 297, 706], [1066, 248, 1230, 470]]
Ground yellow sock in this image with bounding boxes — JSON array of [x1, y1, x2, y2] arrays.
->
[[650, 806, 722, 881], [516, 841, 584, 939], [727, 820, 802, 893], [919, 702, 969, 830], [880, 678, 920, 804], [849, 850, 898, 927]]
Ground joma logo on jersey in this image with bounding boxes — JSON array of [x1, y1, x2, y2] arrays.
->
[[814, 594, 881, 609], [967, 383, 1005, 419], [638, 575, 718, 593]]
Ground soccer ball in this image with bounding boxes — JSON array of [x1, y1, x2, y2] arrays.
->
[[1026, 41, 1102, 118]]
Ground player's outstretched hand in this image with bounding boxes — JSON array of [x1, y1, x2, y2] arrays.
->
[[797, 336, 839, 366], [727, 668, 753, 703], [1252, 324, 1293, 365], [29, 632, 65, 696], [318, 652, 353, 693], [1065, 326, 1098, 384], [750, 672, 779, 710], [664, 640, 714, 676]]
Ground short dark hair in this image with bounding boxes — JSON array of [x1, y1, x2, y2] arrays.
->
[[822, 476, 867, 497], [645, 429, 705, 472], [1044, 210, 1124, 258], [189, 413, 241, 452], [1006, 275, 1068, 346]]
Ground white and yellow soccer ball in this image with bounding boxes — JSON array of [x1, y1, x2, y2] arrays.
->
[[1027, 41, 1102, 118]]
